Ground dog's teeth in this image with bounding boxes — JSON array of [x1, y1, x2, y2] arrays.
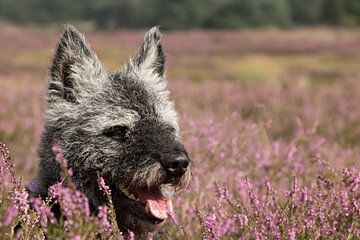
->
[[128, 193, 136, 200], [119, 186, 129, 195], [160, 184, 175, 198], [119, 185, 140, 201], [121, 187, 129, 196], [145, 204, 150, 214]]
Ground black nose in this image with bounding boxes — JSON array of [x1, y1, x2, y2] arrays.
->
[[163, 153, 190, 177]]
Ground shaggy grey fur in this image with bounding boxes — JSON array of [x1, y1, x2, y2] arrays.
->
[[28, 24, 191, 235]]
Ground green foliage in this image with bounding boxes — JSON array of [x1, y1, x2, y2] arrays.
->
[[288, 0, 324, 25], [203, 0, 291, 28], [1, 0, 360, 29]]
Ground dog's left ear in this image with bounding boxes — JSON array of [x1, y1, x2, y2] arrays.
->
[[49, 24, 103, 103], [124, 26, 166, 80]]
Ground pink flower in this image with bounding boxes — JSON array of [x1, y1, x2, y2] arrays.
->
[[236, 214, 248, 229], [51, 144, 73, 178], [287, 225, 297, 240], [215, 184, 229, 203], [1, 204, 18, 227], [97, 205, 112, 235], [128, 231, 135, 240], [14, 189, 29, 215], [48, 182, 90, 226], [31, 197, 56, 229], [69, 235, 81, 240], [98, 176, 111, 196], [300, 187, 308, 203]]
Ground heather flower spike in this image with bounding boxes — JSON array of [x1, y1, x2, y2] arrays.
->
[[1, 204, 18, 227]]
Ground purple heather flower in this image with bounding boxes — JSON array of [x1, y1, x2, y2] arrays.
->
[[14, 189, 29, 215], [0, 165, 3, 186], [48, 182, 90, 226], [286, 178, 298, 200], [287, 225, 297, 240], [215, 184, 229, 203], [31, 197, 56, 229], [317, 176, 332, 189], [244, 178, 260, 210], [236, 214, 248, 229], [203, 208, 218, 239], [300, 186, 308, 203], [255, 231, 267, 240], [1, 204, 18, 227], [97, 205, 112, 235], [51, 144, 74, 179], [48, 182, 62, 198], [98, 176, 111, 196], [265, 180, 273, 195], [304, 219, 314, 231], [51, 144, 62, 155], [218, 217, 235, 237], [339, 191, 349, 216], [287, 144, 297, 160], [356, 229, 360, 238], [128, 231, 135, 240], [69, 234, 81, 240]]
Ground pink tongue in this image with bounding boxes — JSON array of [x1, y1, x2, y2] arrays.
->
[[138, 190, 173, 220], [147, 198, 172, 220]]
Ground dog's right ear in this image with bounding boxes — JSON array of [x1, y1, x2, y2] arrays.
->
[[48, 24, 103, 103]]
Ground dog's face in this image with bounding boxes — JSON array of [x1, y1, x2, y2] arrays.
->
[[46, 25, 191, 233]]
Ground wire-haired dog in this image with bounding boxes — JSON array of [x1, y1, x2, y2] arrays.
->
[[27, 24, 191, 235]]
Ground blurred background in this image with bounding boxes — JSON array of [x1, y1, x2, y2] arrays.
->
[[1, 0, 360, 29], [1, 2, 360, 236]]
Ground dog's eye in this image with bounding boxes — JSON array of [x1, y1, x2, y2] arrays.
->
[[103, 125, 129, 141]]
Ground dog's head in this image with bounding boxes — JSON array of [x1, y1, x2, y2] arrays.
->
[[46, 24, 191, 233]]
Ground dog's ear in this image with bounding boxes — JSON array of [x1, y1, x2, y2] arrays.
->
[[48, 24, 103, 103], [124, 26, 166, 81]]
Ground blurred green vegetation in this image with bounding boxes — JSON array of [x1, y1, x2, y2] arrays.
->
[[1, 0, 360, 29]]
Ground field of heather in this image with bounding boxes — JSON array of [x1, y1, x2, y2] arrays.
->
[[1, 27, 360, 239]]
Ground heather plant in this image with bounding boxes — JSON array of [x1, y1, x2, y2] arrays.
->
[[164, 111, 360, 239], [186, 170, 360, 239], [0, 141, 125, 240], [0, 141, 46, 239], [2, 101, 360, 239], [2, 28, 360, 239]]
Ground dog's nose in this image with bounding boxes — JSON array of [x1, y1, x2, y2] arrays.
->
[[164, 153, 189, 177]]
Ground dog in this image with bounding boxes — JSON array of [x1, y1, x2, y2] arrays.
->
[[27, 24, 191, 236]]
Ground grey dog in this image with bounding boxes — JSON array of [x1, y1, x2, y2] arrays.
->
[[27, 24, 191, 235]]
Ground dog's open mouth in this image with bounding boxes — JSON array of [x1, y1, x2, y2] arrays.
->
[[116, 184, 175, 222]]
